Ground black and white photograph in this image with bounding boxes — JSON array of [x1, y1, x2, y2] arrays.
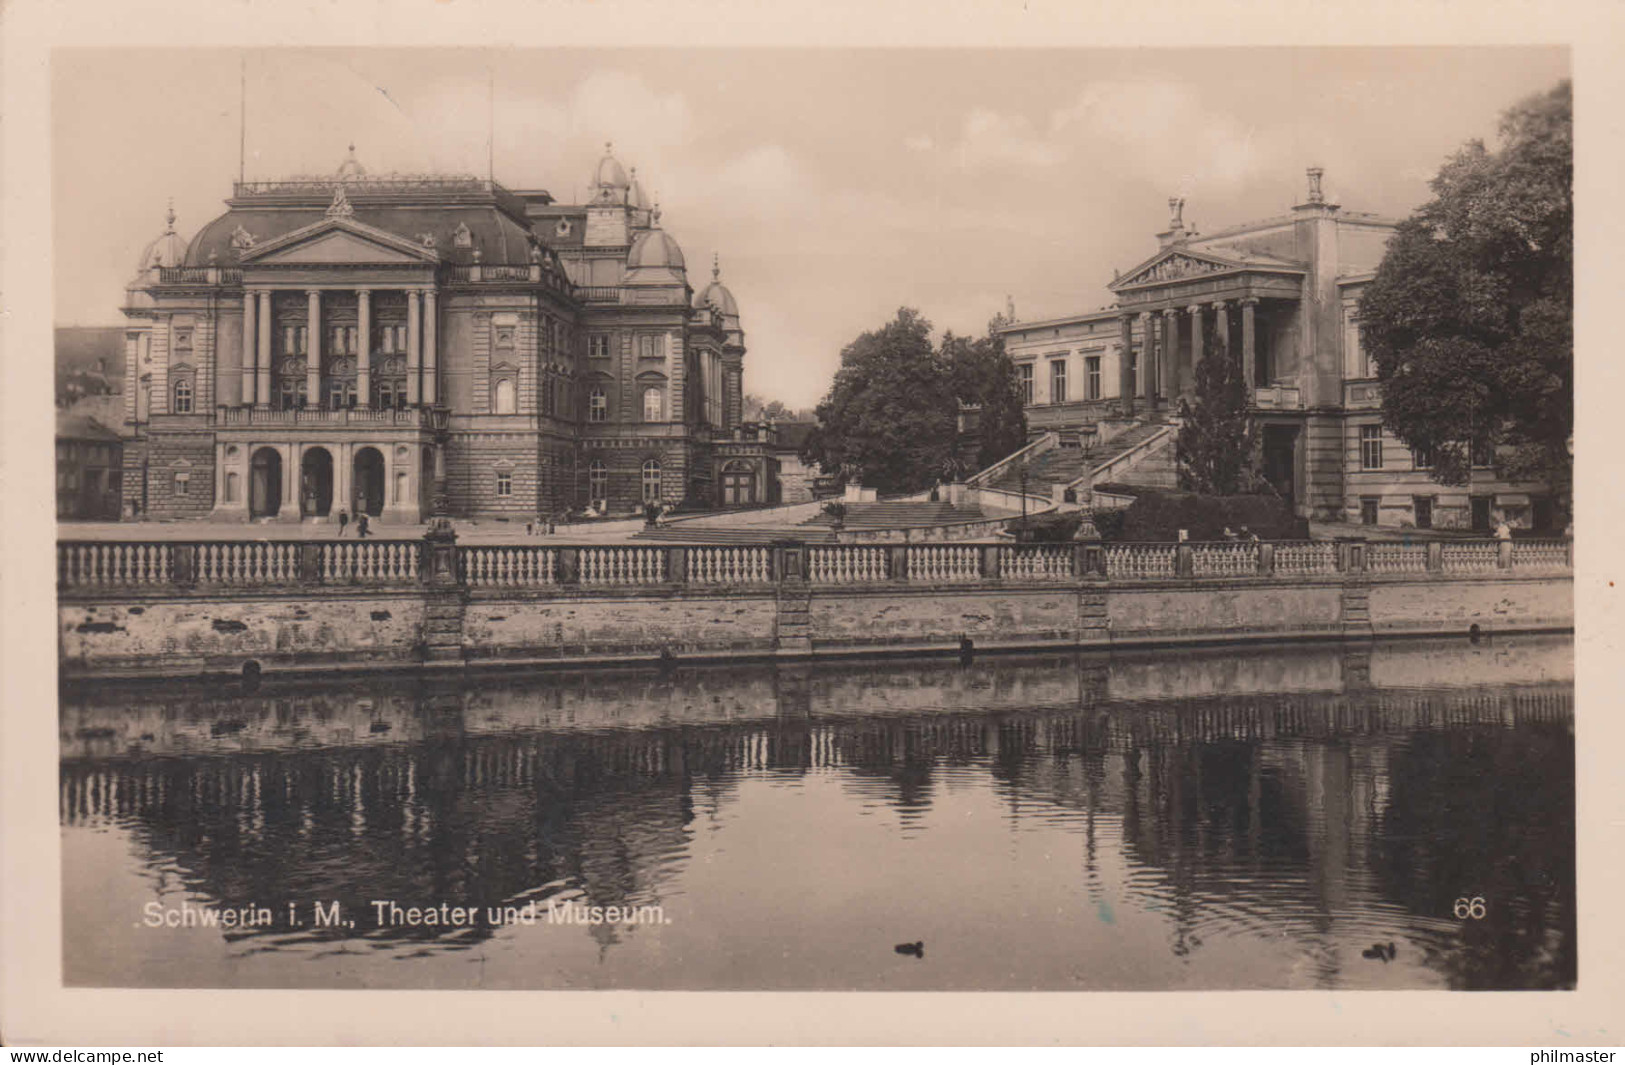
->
[[4, 2, 1619, 1047]]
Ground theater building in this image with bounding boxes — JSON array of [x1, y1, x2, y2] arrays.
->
[[118, 145, 760, 523], [998, 169, 1553, 529]]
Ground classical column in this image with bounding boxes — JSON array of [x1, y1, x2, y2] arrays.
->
[[406, 289, 422, 407], [1241, 297, 1259, 393], [306, 290, 322, 408], [1138, 312, 1155, 405], [423, 289, 438, 406], [356, 288, 372, 409], [1160, 308, 1180, 405], [240, 289, 257, 406], [1187, 303, 1204, 397], [1118, 314, 1135, 413], [256, 289, 272, 408], [1214, 300, 1230, 371]]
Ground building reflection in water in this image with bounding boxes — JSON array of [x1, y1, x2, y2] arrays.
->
[[60, 636, 1574, 990]]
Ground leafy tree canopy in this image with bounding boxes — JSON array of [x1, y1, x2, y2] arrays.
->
[[803, 308, 1027, 495], [1177, 334, 1262, 496], [941, 326, 1029, 473], [1359, 80, 1572, 506]]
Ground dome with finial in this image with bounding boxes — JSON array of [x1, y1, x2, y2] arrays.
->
[[594, 142, 629, 190], [335, 144, 367, 181], [136, 201, 187, 273], [627, 225, 686, 272], [693, 252, 740, 318], [628, 166, 648, 210]]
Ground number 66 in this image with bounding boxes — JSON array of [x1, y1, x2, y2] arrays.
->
[[1453, 897, 1487, 920]]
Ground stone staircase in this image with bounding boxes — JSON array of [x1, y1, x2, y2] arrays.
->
[[980, 422, 1174, 501], [422, 591, 466, 662]]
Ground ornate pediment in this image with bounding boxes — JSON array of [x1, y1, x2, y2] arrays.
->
[[238, 217, 440, 266], [1111, 251, 1240, 290]]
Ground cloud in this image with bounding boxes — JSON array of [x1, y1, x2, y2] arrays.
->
[[953, 107, 1063, 169]]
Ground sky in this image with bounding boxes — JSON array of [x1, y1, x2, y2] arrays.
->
[[54, 47, 1569, 409]]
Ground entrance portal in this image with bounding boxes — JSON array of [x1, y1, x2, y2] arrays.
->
[[1261, 425, 1298, 511], [301, 447, 334, 518], [722, 462, 756, 506], [353, 446, 385, 517], [249, 447, 283, 519]]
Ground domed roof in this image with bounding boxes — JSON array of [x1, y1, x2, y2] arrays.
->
[[627, 167, 647, 210], [137, 203, 187, 272], [594, 142, 629, 190], [627, 227, 685, 271], [693, 254, 740, 316], [335, 143, 367, 181]]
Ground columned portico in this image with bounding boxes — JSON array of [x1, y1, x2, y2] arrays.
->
[[306, 290, 322, 402], [1241, 297, 1258, 388], [240, 290, 256, 405], [1160, 308, 1179, 403], [1117, 314, 1135, 414], [356, 288, 372, 409], [255, 289, 272, 408], [407, 289, 422, 406], [1187, 303, 1204, 397], [423, 290, 438, 406], [1138, 311, 1156, 406]]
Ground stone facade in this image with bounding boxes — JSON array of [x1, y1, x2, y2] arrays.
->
[[115, 146, 760, 525], [998, 170, 1556, 529]]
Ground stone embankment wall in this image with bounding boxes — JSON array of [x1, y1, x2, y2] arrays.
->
[[57, 536, 1574, 679]]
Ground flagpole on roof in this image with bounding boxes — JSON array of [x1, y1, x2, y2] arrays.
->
[[238, 53, 247, 185]]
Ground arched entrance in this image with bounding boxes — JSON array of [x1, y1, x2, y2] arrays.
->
[[249, 447, 283, 519], [722, 460, 756, 506], [353, 446, 385, 517], [300, 447, 334, 518]]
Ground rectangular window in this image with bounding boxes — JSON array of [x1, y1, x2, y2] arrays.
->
[[1086, 356, 1101, 401], [1050, 359, 1067, 404], [174, 473, 190, 497], [1413, 496, 1434, 530], [1412, 440, 1433, 469], [1471, 438, 1494, 468], [639, 334, 664, 360], [589, 334, 610, 359], [1360, 497, 1379, 526], [1360, 425, 1384, 470], [496, 471, 513, 497], [1019, 364, 1034, 405]]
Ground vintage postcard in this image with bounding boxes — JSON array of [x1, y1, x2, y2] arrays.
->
[[3, 0, 1622, 1048]]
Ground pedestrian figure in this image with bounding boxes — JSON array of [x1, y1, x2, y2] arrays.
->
[[357, 513, 371, 538], [337, 508, 349, 537]]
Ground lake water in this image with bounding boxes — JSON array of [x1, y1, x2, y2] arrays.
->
[[60, 635, 1575, 991]]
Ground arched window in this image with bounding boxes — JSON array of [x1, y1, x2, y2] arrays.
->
[[172, 377, 194, 414], [494, 377, 516, 415], [589, 388, 607, 423], [588, 459, 608, 508], [641, 459, 662, 504], [643, 386, 663, 422]]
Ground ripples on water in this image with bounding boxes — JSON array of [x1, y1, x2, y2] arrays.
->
[[59, 636, 1575, 991]]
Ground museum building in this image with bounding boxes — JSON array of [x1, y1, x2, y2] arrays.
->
[[997, 169, 1554, 530], [119, 145, 767, 523]]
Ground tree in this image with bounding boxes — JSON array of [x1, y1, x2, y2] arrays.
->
[[1176, 334, 1261, 495], [1359, 80, 1572, 512], [941, 327, 1028, 472], [801, 308, 957, 495]]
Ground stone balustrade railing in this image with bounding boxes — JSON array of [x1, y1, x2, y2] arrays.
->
[[56, 536, 1573, 593]]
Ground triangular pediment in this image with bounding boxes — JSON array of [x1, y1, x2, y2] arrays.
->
[[1110, 249, 1248, 290], [240, 218, 439, 266]]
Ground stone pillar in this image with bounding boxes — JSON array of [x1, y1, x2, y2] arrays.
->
[[306, 290, 322, 407], [1118, 314, 1135, 414], [1138, 312, 1155, 405], [1241, 297, 1258, 394], [1160, 308, 1179, 405], [1213, 300, 1230, 375], [240, 290, 257, 406], [423, 290, 438, 406], [1187, 303, 1204, 397], [356, 289, 372, 408], [255, 289, 272, 408], [407, 289, 422, 407]]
